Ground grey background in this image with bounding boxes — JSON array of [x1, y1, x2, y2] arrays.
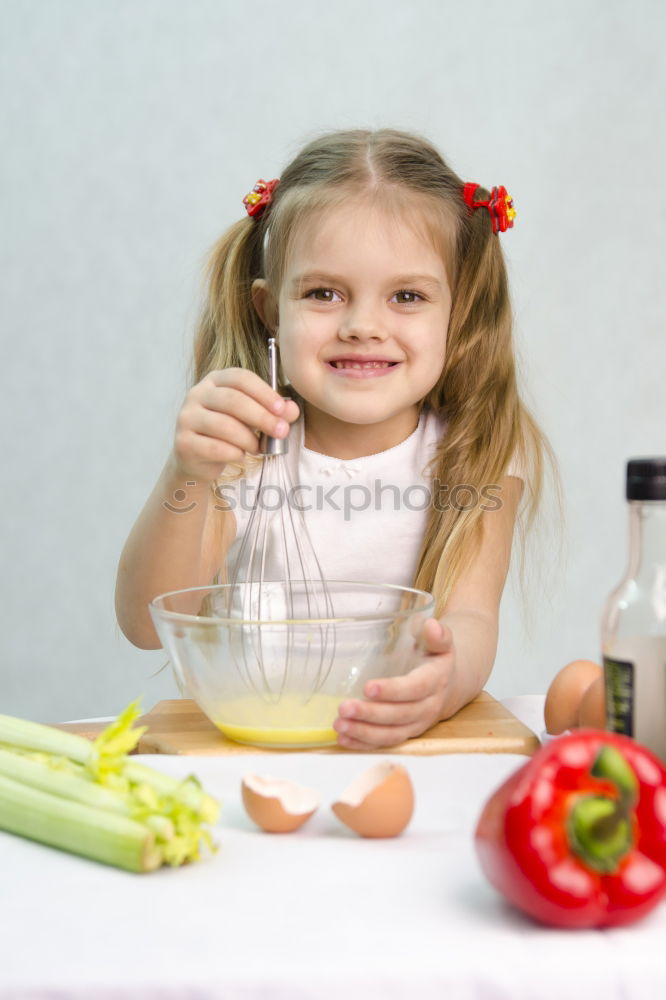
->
[[2, 0, 664, 721]]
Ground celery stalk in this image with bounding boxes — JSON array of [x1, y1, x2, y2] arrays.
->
[[0, 713, 94, 763], [0, 700, 145, 771], [0, 748, 132, 815], [124, 761, 219, 823], [0, 748, 178, 846], [0, 773, 162, 872], [0, 701, 219, 872], [145, 814, 175, 841]]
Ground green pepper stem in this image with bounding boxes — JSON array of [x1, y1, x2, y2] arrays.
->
[[590, 745, 638, 807], [568, 794, 633, 873]]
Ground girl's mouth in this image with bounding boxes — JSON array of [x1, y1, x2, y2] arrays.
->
[[326, 359, 400, 379]]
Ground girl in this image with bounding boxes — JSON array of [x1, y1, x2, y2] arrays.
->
[[116, 128, 549, 750]]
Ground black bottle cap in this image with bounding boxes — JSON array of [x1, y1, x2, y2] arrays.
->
[[626, 458, 666, 501]]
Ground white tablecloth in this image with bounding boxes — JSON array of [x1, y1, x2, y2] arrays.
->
[[3, 697, 665, 1000]]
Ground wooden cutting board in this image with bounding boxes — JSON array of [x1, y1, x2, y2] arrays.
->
[[59, 693, 539, 756]]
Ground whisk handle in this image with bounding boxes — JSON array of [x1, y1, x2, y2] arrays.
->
[[267, 337, 279, 391], [259, 337, 289, 456]]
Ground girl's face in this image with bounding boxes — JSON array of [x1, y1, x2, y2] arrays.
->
[[271, 199, 452, 452]]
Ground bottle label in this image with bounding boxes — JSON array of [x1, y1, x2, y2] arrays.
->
[[603, 655, 634, 736]]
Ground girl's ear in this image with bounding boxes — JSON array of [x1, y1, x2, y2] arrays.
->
[[251, 279, 279, 332]]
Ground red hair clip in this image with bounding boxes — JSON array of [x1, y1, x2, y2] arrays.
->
[[243, 178, 279, 219], [463, 183, 516, 234]]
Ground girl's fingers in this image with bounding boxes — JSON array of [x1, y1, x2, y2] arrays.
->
[[334, 717, 421, 748], [186, 410, 266, 456], [334, 684, 446, 746], [335, 663, 444, 729], [182, 431, 246, 467], [333, 653, 454, 747], [172, 371, 300, 481], [194, 386, 293, 442], [174, 421, 256, 468], [360, 660, 446, 704], [206, 369, 300, 423], [422, 618, 454, 654], [336, 695, 433, 730]]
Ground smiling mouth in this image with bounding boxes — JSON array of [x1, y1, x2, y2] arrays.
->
[[329, 360, 399, 370]]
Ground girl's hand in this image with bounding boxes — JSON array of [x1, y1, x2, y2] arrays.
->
[[333, 619, 457, 750], [171, 368, 300, 482]]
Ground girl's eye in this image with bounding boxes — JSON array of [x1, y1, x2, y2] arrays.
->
[[305, 288, 341, 302], [393, 290, 422, 305]]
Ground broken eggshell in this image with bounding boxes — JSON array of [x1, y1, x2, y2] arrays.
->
[[241, 774, 320, 833], [331, 761, 414, 838]]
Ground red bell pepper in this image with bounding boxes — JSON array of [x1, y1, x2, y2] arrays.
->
[[474, 729, 666, 928]]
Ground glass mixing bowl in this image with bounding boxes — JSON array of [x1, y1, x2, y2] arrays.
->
[[150, 581, 435, 749]]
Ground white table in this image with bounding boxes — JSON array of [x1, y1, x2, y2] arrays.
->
[[3, 697, 665, 999]]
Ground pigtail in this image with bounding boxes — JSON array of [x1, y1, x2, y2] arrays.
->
[[192, 216, 270, 385], [440, 197, 517, 477], [415, 194, 552, 613]]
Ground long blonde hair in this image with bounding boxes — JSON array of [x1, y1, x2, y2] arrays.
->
[[194, 129, 553, 613]]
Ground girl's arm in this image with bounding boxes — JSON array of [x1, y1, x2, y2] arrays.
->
[[333, 475, 523, 748], [436, 474, 523, 715], [115, 369, 299, 649], [115, 459, 232, 649]]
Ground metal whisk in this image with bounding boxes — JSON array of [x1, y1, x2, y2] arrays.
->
[[225, 338, 336, 702]]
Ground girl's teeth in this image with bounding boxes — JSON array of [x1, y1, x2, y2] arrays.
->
[[333, 361, 391, 369]]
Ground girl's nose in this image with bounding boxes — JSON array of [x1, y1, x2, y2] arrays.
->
[[339, 304, 386, 342]]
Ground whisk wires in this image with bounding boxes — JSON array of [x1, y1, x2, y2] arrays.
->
[[226, 338, 336, 702]]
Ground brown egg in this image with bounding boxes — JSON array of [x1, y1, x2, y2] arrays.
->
[[241, 774, 320, 833], [331, 761, 414, 838], [577, 675, 606, 730], [544, 659, 603, 735]]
